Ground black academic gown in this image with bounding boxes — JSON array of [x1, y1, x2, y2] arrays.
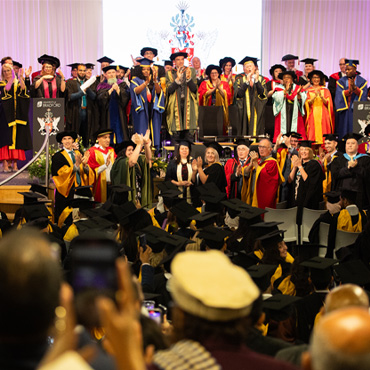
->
[[204, 163, 227, 193], [65, 78, 99, 145], [32, 75, 65, 98], [331, 154, 370, 209]]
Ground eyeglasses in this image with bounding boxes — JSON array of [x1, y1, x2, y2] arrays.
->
[[258, 146, 269, 149], [339, 63, 346, 66]]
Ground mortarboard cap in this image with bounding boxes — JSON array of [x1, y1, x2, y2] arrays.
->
[[102, 65, 119, 73], [37, 54, 60, 68], [340, 189, 358, 204], [18, 192, 50, 205], [23, 204, 51, 221], [238, 56, 259, 66], [278, 70, 296, 80], [67, 63, 80, 70], [94, 129, 114, 140], [307, 70, 325, 81], [170, 201, 199, 225], [83, 207, 111, 219], [137, 58, 154, 67], [85, 63, 95, 70], [170, 52, 188, 61], [189, 211, 218, 229], [234, 138, 251, 147], [342, 132, 363, 142], [157, 181, 180, 193], [25, 217, 50, 230], [164, 60, 173, 66], [56, 131, 77, 143], [114, 140, 135, 155], [345, 59, 359, 67], [197, 226, 231, 250], [196, 182, 226, 204], [97, 56, 114, 64], [205, 64, 222, 77], [300, 58, 318, 65], [70, 198, 97, 210], [257, 229, 285, 248], [286, 131, 302, 139], [219, 57, 236, 68], [301, 256, 338, 270], [263, 294, 301, 321], [28, 182, 49, 197], [334, 260, 370, 286], [90, 216, 116, 230], [247, 264, 278, 292], [136, 225, 169, 253], [12, 61, 22, 68], [269, 64, 286, 77], [221, 198, 252, 218], [140, 47, 158, 57], [281, 54, 299, 62], [203, 141, 224, 157], [301, 257, 338, 288], [75, 219, 97, 233], [238, 207, 267, 221], [323, 133, 339, 142], [324, 191, 341, 204], [299, 140, 315, 148], [74, 185, 93, 199], [111, 201, 139, 226]]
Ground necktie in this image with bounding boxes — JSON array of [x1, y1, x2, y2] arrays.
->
[[70, 151, 81, 185]]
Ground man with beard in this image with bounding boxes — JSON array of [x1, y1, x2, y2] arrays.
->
[[96, 65, 130, 143], [65, 63, 99, 146]]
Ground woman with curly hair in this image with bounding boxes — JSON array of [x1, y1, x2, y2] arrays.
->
[[130, 58, 165, 150]]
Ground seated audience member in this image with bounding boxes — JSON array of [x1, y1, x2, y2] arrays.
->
[[0, 229, 62, 370], [331, 133, 370, 209], [301, 307, 370, 370]]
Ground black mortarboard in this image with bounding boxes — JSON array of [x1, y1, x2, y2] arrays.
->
[[203, 141, 224, 157], [18, 192, 50, 205], [170, 52, 188, 61], [157, 181, 179, 193], [205, 64, 222, 77], [324, 191, 341, 204], [75, 219, 97, 233], [219, 57, 236, 68], [28, 182, 49, 197], [299, 140, 315, 148], [12, 61, 22, 68], [170, 201, 199, 224], [174, 130, 193, 149], [108, 184, 133, 206], [300, 58, 318, 65], [238, 56, 259, 66], [90, 216, 116, 230], [102, 65, 119, 73], [342, 133, 363, 142], [252, 221, 283, 229], [56, 131, 78, 143], [300, 256, 338, 270], [97, 56, 114, 64], [23, 204, 51, 221], [25, 217, 50, 230], [278, 70, 296, 80], [196, 183, 226, 204], [189, 211, 218, 229], [307, 70, 325, 81], [137, 58, 154, 67], [198, 226, 231, 250], [221, 198, 252, 218], [281, 54, 299, 61], [112, 201, 139, 226], [345, 59, 359, 67], [69, 198, 97, 210], [334, 260, 370, 286], [140, 47, 158, 57], [323, 133, 339, 142], [164, 60, 173, 66], [286, 131, 302, 139], [67, 63, 80, 70], [263, 294, 301, 321], [301, 257, 337, 288], [114, 140, 135, 155], [74, 185, 93, 198], [38, 54, 60, 68], [238, 207, 267, 222], [340, 189, 358, 204], [117, 65, 129, 72], [85, 63, 95, 69], [108, 184, 133, 194], [269, 64, 286, 77], [247, 264, 277, 292], [83, 207, 111, 219], [257, 229, 285, 248], [136, 225, 169, 253], [94, 129, 114, 140], [234, 138, 251, 147]]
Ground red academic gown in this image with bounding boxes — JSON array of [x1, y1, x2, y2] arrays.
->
[[88, 146, 116, 203]]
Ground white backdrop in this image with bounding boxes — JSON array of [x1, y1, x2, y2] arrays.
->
[[261, 0, 370, 81]]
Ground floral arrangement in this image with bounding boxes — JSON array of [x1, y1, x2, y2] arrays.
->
[[28, 144, 59, 180], [152, 157, 168, 176]]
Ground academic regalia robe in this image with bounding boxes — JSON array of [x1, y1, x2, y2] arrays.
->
[[88, 146, 116, 203], [322, 151, 342, 194], [0, 81, 32, 154], [96, 80, 130, 143], [272, 84, 307, 142], [110, 155, 152, 208], [32, 75, 65, 98], [203, 163, 227, 193], [234, 74, 267, 136], [224, 157, 250, 199], [220, 73, 236, 105], [305, 87, 334, 144], [331, 153, 370, 209], [165, 160, 194, 203], [65, 78, 99, 145], [130, 77, 165, 149], [276, 147, 298, 204], [335, 75, 368, 138], [165, 68, 198, 135], [51, 149, 95, 221], [198, 80, 231, 134]]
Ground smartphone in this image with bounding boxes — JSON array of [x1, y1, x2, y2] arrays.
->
[[70, 238, 119, 296], [148, 308, 162, 325], [139, 233, 147, 252], [143, 300, 155, 310]]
